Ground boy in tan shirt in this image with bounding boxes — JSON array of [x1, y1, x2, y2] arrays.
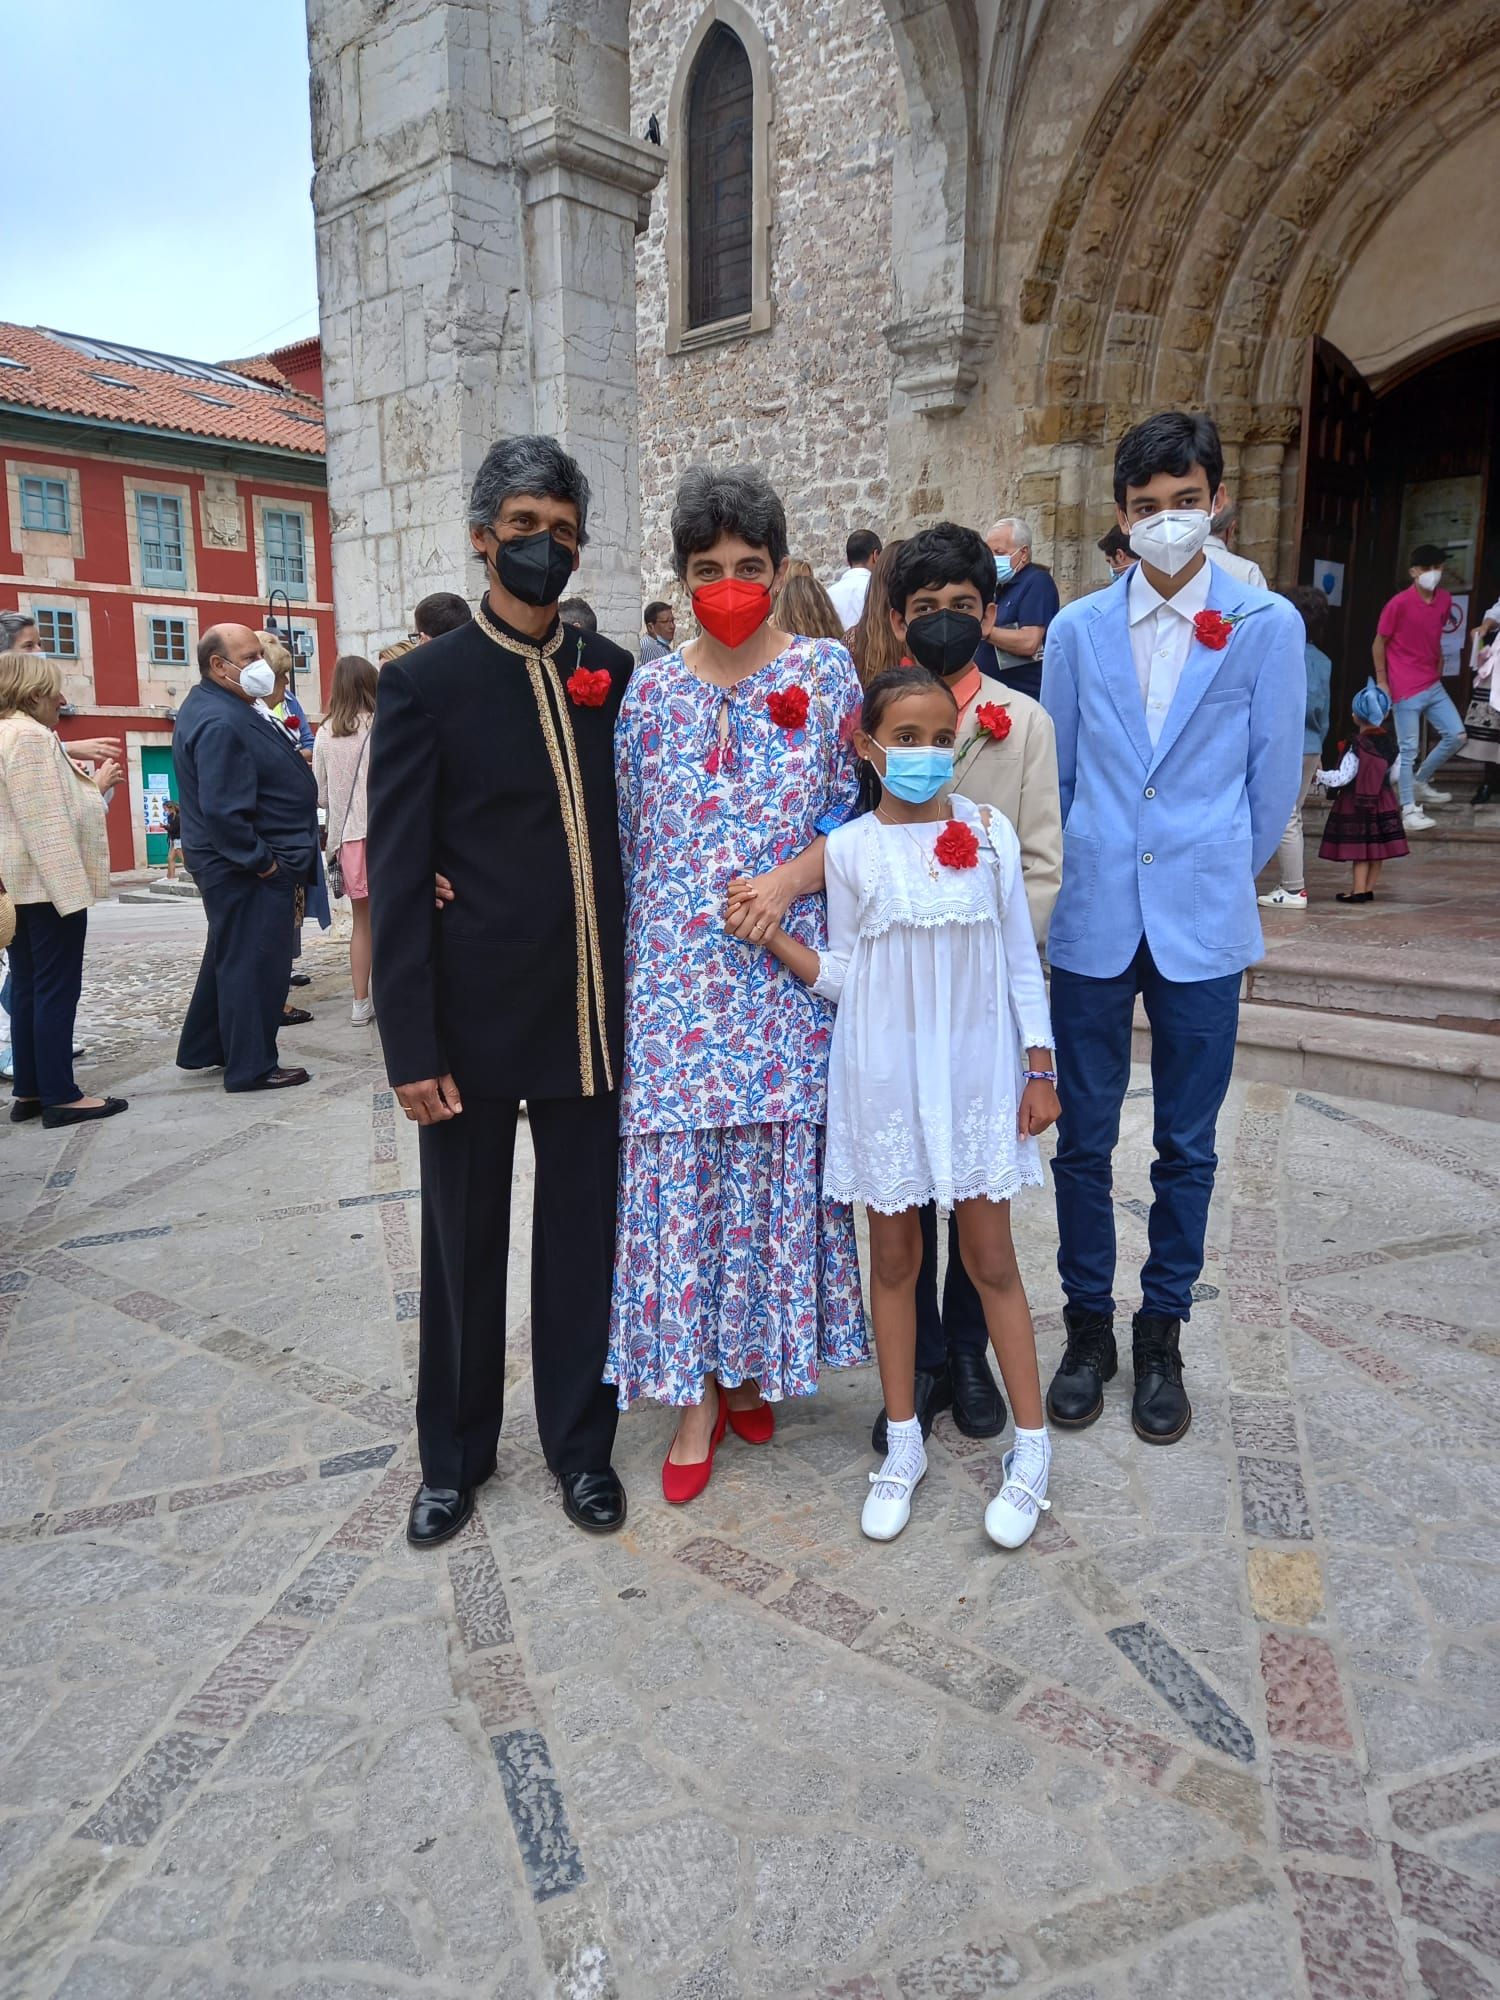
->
[[871, 523, 1063, 1451]]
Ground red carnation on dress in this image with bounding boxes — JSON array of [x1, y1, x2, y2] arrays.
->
[[934, 819, 980, 869], [1193, 609, 1233, 651], [566, 667, 612, 707], [766, 686, 810, 730], [975, 701, 1012, 742], [282, 713, 300, 735]]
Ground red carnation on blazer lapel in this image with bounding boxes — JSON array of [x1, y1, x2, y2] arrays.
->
[[975, 701, 1011, 742], [566, 667, 612, 707], [934, 819, 980, 869], [1193, 605, 1268, 652]]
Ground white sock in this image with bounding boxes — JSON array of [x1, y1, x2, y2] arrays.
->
[[1005, 1425, 1052, 1517], [873, 1414, 926, 1501]]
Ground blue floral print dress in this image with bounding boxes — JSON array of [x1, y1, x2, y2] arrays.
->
[[606, 636, 869, 1409]]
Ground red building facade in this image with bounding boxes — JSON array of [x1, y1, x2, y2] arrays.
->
[[0, 325, 331, 870]]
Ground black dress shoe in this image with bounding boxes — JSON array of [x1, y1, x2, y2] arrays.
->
[[288, 973, 312, 988], [407, 1484, 475, 1547], [235, 1066, 311, 1092], [1047, 1306, 1117, 1428], [41, 1096, 128, 1130], [1131, 1313, 1192, 1444], [949, 1348, 1007, 1438], [871, 1365, 953, 1455], [9, 1099, 42, 1123], [281, 1006, 314, 1026], [559, 1467, 627, 1534]]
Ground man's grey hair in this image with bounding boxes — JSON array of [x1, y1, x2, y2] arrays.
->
[[671, 464, 788, 577], [466, 435, 591, 546], [0, 610, 37, 648], [1210, 501, 1238, 538], [987, 516, 1033, 551]]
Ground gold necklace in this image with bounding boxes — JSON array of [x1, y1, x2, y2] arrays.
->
[[874, 803, 944, 881]]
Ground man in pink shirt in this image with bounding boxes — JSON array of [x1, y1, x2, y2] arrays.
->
[[1373, 542, 1467, 830]]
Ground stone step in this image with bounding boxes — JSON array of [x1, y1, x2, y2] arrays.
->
[[1247, 943, 1499, 1030], [1134, 999, 1500, 1121], [116, 877, 201, 905]]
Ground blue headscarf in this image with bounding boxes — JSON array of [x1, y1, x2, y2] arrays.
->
[[1351, 678, 1391, 728]]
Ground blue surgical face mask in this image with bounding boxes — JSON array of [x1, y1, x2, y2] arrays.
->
[[994, 552, 1014, 585], [874, 742, 954, 804]]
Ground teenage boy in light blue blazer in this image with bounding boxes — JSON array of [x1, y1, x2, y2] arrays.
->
[[1040, 412, 1304, 1446]]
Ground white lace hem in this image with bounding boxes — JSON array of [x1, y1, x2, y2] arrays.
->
[[826, 1160, 1047, 1216]]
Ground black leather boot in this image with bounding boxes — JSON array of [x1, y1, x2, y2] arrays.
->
[[1131, 1314, 1192, 1444], [1046, 1307, 1117, 1428], [872, 1365, 952, 1454]]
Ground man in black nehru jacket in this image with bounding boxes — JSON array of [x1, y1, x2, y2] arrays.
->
[[366, 435, 631, 1547]]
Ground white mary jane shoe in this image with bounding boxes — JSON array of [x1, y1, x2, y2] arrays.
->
[[861, 1461, 925, 1542], [984, 1446, 1051, 1550]]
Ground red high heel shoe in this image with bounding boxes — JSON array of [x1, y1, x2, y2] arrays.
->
[[662, 1394, 729, 1505], [725, 1396, 775, 1445]]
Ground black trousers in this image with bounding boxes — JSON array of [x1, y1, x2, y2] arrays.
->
[[915, 1203, 989, 1371], [178, 864, 296, 1090], [9, 903, 87, 1108], [416, 1090, 621, 1489]]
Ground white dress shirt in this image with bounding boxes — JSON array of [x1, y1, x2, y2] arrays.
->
[[1128, 557, 1214, 747], [1203, 536, 1267, 589], [827, 566, 871, 631]]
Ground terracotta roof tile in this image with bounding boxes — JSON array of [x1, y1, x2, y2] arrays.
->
[[0, 324, 324, 456]]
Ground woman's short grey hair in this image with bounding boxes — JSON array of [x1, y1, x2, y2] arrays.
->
[[466, 435, 591, 546], [0, 611, 37, 648], [671, 465, 789, 577]]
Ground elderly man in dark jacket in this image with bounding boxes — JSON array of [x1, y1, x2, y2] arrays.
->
[[174, 624, 319, 1092], [366, 435, 633, 1548]]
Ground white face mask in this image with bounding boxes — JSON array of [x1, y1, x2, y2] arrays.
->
[[237, 660, 277, 699], [1128, 509, 1212, 578], [1417, 569, 1443, 593]]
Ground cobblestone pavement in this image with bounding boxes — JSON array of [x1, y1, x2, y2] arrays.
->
[[1, 904, 1497, 2000]]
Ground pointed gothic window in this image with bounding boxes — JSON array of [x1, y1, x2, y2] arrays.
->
[[686, 26, 755, 329]]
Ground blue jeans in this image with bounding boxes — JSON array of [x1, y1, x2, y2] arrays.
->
[[1394, 681, 1466, 806], [1051, 940, 1240, 1323]]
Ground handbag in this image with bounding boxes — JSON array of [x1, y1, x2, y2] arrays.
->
[[325, 727, 371, 900]]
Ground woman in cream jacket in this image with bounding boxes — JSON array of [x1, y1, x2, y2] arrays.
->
[[0, 653, 127, 1127]]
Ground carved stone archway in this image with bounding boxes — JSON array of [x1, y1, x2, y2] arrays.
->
[[1013, 0, 1500, 593]]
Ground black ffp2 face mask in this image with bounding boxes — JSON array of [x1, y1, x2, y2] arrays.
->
[[903, 609, 984, 677], [492, 529, 577, 609]]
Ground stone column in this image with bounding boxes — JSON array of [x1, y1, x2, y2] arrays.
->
[[307, 0, 662, 655]]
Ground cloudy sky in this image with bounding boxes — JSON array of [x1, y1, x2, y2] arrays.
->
[[5, 0, 321, 365]]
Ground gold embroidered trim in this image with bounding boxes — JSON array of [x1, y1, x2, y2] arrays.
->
[[540, 652, 614, 1093], [473, 602, 604, 1095]]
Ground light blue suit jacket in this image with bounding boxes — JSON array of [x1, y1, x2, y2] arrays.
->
[[1041, 560, 1306, 983]]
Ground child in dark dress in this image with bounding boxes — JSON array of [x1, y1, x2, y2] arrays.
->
[[1317, 679, 1408, 903]]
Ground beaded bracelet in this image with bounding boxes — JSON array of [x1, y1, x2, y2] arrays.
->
[[1022, 1069, 1058, 1083]]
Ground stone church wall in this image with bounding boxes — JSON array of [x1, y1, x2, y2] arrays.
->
[[631, 0, 900, 604]]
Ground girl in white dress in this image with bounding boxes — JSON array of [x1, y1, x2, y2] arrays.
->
[[764, 668, 1060, 1546]]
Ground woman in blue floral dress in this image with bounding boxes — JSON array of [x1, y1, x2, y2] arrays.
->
[[608, 466, 868, 1500]]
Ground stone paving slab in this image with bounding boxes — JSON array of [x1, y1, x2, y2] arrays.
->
[[0, 910, 1496, 1997]]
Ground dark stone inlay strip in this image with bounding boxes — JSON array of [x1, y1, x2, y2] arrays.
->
[[318, 1443, 399, 1478], [60, 1225, 173, 1250], [336, 1189, 421, 1208], [492, 1729, 585, 1903], [75, 1730, 226, 1846], [1107, 1623, 1256, 1764]]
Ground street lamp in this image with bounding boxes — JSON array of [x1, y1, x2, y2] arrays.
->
[[264, 588, 300, 699]]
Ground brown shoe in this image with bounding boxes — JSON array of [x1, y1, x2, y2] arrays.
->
[[235, 1066, 311, 1092]]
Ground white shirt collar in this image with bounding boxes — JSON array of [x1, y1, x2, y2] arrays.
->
[[1128, 556, 1213, 626]]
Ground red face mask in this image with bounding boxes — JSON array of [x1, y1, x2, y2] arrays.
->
[[692, 577, 772, 650]]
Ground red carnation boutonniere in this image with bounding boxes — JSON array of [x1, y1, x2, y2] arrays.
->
[[1193, 605, 1267, 652], [975, 701, 1012, 743], [566, 667, 612, 707], [766, 685, 810, 731], [934, 819, 980, 870], [282, 712, 300, 736]]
